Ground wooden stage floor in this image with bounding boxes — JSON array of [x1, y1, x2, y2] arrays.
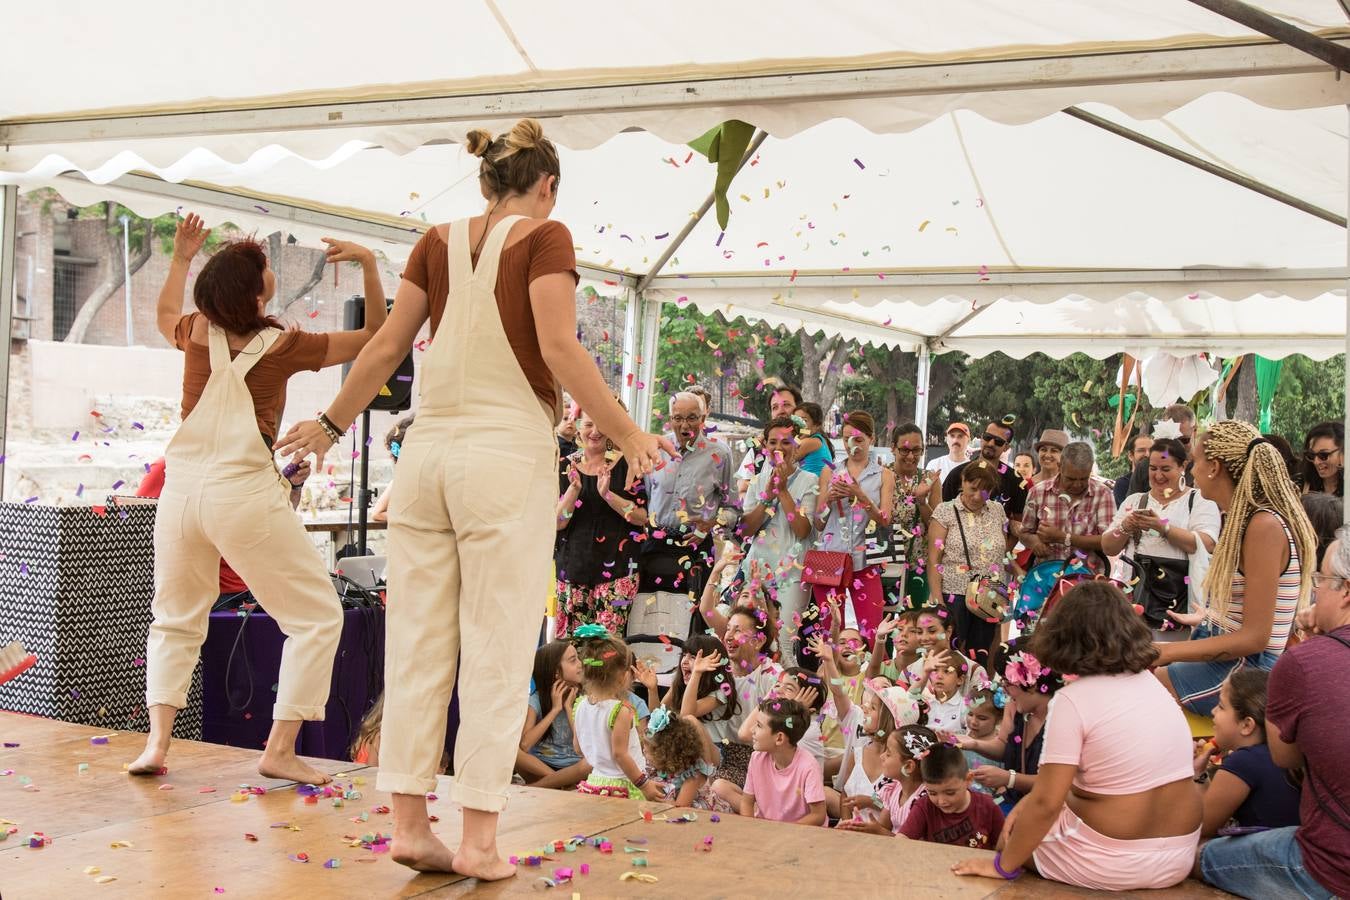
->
[[0, 714, 1231, 899]]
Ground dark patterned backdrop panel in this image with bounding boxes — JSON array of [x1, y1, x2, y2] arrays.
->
[[0, 502, 202, 739]]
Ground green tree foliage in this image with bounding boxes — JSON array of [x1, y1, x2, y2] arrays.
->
[[933, 353, 1150, 478], [1265, 354, 1346, 447]]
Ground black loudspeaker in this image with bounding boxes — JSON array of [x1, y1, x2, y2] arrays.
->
[[342, 295, 414, 412]]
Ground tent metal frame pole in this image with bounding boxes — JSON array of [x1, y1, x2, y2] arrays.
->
[[647, 267, 1347, 290], [0, 185, 16, 501], [1062, 107, 1346, 227], [619, 286, 640, 411], [5, 39, 1347, 146], [634, 291, 662, 430], [915, 342, 932, 443], [636, 129, 769, 293], [1184, 0, 1350, 72]]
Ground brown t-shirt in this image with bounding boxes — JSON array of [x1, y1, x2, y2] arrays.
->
[[174, 313, 329, 444], [401, 219, 579, 413]]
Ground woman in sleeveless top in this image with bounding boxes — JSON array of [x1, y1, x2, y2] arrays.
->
[[278, 120, 670, 880], [808, 411, 895, 645], [131, 214, 388, 784], [1155, 421, 1316, 715]]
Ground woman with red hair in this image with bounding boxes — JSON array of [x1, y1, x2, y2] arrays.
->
[[129, 213, 388, 786]]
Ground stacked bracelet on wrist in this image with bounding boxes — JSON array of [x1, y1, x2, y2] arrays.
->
[[315, 412, 343, 443], [632, 772, 649, 788]]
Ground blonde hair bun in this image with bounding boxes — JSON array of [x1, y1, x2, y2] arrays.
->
[[465, 128, 495, 158], [504, 118, 546, 153]]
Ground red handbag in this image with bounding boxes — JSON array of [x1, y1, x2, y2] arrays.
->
[[802, 550, 853, 588]]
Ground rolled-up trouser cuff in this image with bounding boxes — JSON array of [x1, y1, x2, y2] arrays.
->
[[376, 770, 438, 798]]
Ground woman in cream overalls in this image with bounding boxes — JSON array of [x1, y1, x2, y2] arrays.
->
[[278, 119, 670, 880], [131, 215, 388, 785]]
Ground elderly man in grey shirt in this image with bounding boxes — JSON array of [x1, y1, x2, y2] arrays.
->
[[639, 392, 739, 596]]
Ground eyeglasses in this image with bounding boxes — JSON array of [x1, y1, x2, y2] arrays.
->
[[669, 414, 704, 425], [1312, 573, 1347, 590], [894, 446, 923, 456], [982, 433, 1009, 447], [1305, 450, 1341, 462]]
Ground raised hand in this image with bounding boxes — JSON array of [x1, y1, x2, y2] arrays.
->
[[617, 431, 678, 491], [595, 462, 613, 499], [806, 634, 834, 667], [795, 685, 820, 711], [549, 677, 571, 716], [632, 659, 658, 693], [921, 647, 952, 673], [690, 649, 724, 674], [172, 213, 211, 262], [875, 615, 902, 639], [320, 238, 375, 265]]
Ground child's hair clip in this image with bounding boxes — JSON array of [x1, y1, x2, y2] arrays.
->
[[571, 623, 610, 641], [646, 707, 673, 738]]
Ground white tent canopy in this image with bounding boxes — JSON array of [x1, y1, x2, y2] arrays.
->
[[1, 0, 1347, 428]]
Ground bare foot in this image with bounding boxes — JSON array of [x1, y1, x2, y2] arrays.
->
[[127, 740, 169, 776], [452, 845, 516, 882], [391, 831, 457, 873], [257, 752, 332, 786]]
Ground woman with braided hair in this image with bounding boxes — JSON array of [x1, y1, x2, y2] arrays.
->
[[1155, 421, 1316, 715]]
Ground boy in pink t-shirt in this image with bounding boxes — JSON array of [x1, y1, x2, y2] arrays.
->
[[739, 698, 827, 826]]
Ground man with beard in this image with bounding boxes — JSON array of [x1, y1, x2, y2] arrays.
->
[[941, 416, 1028, 530], [641, 392, 739, 596]]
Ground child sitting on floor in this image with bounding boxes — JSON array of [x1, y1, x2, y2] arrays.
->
[[662, 633, 741, 751], [571, 625, 663, 801], [809, 633, 924, 822], [960, 689, 1003, 794], [516, 639, 593, 789], [350, 694, 453, 775], [865, 610, 923, 682], [1193, 668, 1301, 839], [903, 607, 985, 692], [725, 698, 827, 827], [710, 604, 782, 789], [921, 647, 989, 734], [643, 708, 724, 810], [838, 725, 939, 836], [899, 742, 1004, 849]]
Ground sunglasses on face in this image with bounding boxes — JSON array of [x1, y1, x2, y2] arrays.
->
[[982, 433, 1009, 447], [1306, 450, 1341, 462]]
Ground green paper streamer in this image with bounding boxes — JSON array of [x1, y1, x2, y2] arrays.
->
[[1255, 355, 1284, 433], [688, 120, 755, 230]]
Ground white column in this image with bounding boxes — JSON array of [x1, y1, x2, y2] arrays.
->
[[915, 342, 932, 442], [619, 287, 640, 411], [0, 185, 16, 501], [635, 291, 662, 431]]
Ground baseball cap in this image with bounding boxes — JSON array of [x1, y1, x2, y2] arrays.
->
[[946, 422, 970, 436]]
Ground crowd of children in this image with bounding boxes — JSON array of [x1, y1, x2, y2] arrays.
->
[[488, 559, 1349, 900]]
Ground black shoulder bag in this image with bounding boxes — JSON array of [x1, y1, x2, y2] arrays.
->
[[1122, 492, 1194, 628]]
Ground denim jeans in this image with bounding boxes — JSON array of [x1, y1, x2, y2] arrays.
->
[[1201, 827, 1334, 900]]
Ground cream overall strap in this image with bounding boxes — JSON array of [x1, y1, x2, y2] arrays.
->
[[207, 322, 281, 380]]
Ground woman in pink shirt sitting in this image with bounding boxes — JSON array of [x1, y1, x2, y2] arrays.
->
[[954, 581, 1201, 890]]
